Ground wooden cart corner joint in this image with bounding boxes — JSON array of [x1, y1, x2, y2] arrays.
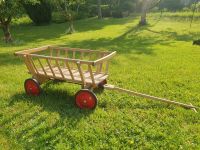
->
[[15, 45, 199, 112]]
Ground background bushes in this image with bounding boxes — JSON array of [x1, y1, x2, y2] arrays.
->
[[23, 0, 52, 25]]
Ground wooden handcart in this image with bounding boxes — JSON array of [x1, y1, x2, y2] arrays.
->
[[15, 46, 199, 111]]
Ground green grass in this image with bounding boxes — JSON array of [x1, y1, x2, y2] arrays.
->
[[0, 13, 200, 149]]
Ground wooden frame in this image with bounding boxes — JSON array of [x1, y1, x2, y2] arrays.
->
[[15, 45, 116, 88]]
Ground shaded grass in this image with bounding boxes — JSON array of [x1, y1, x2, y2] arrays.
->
[[0, 13, 200, 149]]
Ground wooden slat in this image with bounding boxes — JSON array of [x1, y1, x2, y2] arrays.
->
[[80, 52, 84, 60], [28, 56, 39, 74], [88, 65, 95, 85], [94, 51, 116, 65], [65, 50, 68, 58], [37, 67, 108, 85], [50, 48, 53, 56], [37, 58, 47, 76], [46, 58, 55, 77], [76, 62, 85, 85], [96, 53, 104, 73], [73, 51, 76, 59], [14, 45, 49, 56], [56, 60, 65, 78], [30, 54, 93, 65], [105, 61, 109, 74], [24, 55, 36, 75], [65, 61, 74, 80], [49, 46, 111, 54], [56, 49, 60, 57]]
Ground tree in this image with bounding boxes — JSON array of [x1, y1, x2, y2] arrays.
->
[[139, 0, 161, 26], [0, 0, 19, 42], [23, 0, 52, 25], [0, 0, 39, 43], [56, 0, 85, 34], [97, 0, 102, 19]]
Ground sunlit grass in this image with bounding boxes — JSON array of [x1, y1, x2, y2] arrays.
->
[[0, 13, 200, 149]]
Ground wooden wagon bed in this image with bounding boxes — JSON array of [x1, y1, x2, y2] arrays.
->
[[36, 66, 108, 84], [15, 45, 116, 88]]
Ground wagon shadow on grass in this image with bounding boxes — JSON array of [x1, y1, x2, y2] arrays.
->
[[6, 80, 98, 148], [9, 80, 94, 119]]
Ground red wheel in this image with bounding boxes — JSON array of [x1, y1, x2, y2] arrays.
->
[[24, 78, 41, 96], [75, 89, 97, 109]]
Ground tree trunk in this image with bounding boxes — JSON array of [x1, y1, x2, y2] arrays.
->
[[139, 0, 148, 26], [139, 11, 147, 25], [1, 23, 12, 43], [68, 19, 75, 34], [66, 14, 75, 34], [97, 0, 102, 19]]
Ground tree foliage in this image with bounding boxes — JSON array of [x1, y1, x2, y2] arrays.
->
[[55, 0, 85, 34], [0, 0, 39, 42], [23, 0, 52, 25]]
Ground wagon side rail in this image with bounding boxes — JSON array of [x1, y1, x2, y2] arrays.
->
[[94, 51, 116, 65], [14, 45, 50, 56], [15, 46, 116, 88]]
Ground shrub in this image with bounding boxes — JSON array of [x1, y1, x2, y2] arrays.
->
[[52, 11, 66, 23], [102, 5, 111, 17], [23, 0, 52, 25], [112, 10, 123, 18]]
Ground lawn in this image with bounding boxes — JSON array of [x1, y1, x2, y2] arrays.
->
[[0, 13, 200, 149]]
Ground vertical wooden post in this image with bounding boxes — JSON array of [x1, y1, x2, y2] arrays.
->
[[73, 51, 76, 59], [88, 64, 95, 86], [65, 61, 74, 80], [56, 60, 65, 78], [24, 55, 36, 75], [76, 62, 85, 86], [46, 58, 55, 77], [105, 61, 109, 74], [37, 58, 47, 76], [28, 55, 39, 74]]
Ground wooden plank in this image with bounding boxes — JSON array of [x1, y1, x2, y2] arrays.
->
[[88, 65, 95, 85], [56, 60, 65, 79], [65, 50, 68, 58], [30, 54, 93, 65], [24, 55, 36, 75], [99, 53, 105, 72], [50, 46, 110, 54], [73, 51, 76, 59], [37, 58, 47, 76], [105, 61, 109, 74], [37, 66, 108, 84], [50, 48, 53, 56], [28, 56, 39, 74], [65, 61, 74, 80], [56, 49, 60, 57], [80, 52, 84, 60], [96, 53, 104, 73], [76, 62, 85, 85], [94, 51, 116, 65], [14, 45, 49, 56], [46, 58, 55, 77]]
